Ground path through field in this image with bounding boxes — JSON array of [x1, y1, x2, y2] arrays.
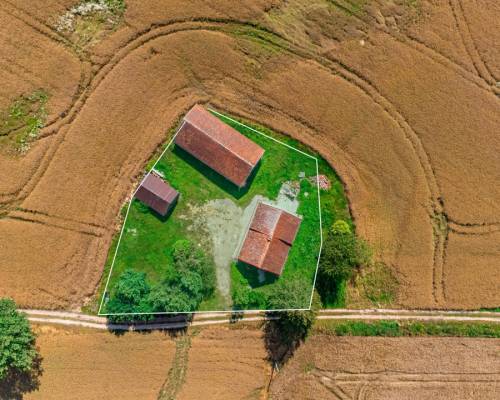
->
[[23, 308, 500, 331]]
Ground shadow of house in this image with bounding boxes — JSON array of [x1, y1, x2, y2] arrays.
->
[[134, 197, 178, 223], [236, 261, 278, 288], [172, 145, 261, 199]]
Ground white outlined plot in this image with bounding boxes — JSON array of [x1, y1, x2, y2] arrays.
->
[[98, 109, 323, 316]]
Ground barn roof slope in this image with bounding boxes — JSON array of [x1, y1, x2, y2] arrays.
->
[[175, 105, 264, 188], [135, 173, 179, 216], [238, 203, 302, 276]]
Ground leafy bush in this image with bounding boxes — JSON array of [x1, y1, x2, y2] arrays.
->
[[106, 240, 216, 318], [149, 271, 204, 313], [317, 220, 371, 304], [232, 284, 267, 310], [105, 270, 153, 321], [0, 299, 39, 380], [267, 278, 311, 310], [172, 240, 216, 297]]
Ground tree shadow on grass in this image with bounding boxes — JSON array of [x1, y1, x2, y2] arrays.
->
[[0, 354, 43, 400], [236, 261, 278, 288], [133, 198, 177, 223], [172, 145, 261, 199]]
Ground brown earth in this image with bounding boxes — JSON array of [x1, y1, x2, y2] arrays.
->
[[177, 326, 270, 400], [23, 325, 175, 400], [13, 324, 268, 400], [0, 0, 499, 310], [270, 335, 500, 400]]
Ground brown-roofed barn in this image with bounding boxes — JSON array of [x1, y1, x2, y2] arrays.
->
[[134, 172, 179, 217], [238, 203, 302, 276], [174, 105, 265, 188]]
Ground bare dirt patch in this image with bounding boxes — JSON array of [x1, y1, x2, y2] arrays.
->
[[270, 335, 500, 399]]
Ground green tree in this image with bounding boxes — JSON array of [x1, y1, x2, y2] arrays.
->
[[317, 220, 371, 303], [106, 270, 153, 321], [267, 278, 311, 310], [149, 270, 204, 313], [172, 240, 216, 297], [232, 285, 267, 310], [0, 299, 39, 380]]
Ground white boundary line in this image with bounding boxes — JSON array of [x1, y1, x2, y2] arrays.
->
[[97, 122, 186, 315], [98, 110, 323, 316]]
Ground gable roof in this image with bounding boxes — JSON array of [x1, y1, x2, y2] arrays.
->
[[135, 173, 179, 216], [174, 105, 265, 187], [238, 203, 302, 275]]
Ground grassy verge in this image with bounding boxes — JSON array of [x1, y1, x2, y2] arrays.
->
[[314, 319, 500, 338], [0, 90, 49, 154]]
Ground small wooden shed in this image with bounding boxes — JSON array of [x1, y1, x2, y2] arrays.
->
[[134, 172, 179, 216]]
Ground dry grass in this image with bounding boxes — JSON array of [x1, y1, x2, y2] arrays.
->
[[25, 324, 176, 400], [270, 335, 500, 399]]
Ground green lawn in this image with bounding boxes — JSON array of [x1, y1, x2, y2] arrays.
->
[[101, 111, 351, 313], [314, 319, 500, 338]]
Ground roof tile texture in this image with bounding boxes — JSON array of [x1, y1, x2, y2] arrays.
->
[[238, 203, 302, 276], [135, 173, 179, 216], [175, 105, 264, 187]]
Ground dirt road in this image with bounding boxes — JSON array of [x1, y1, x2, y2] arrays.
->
[[22, 308, 500, 331]]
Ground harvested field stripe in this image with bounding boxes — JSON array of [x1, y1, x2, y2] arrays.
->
[[328, 0, 500, 96], [5, 214, 103, 238], [449, 0, 498, 85]]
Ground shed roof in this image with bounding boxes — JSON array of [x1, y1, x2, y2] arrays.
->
[[175, 105, 265, 187], [135, 173, 179, 216], [238, 203, 302, 276]]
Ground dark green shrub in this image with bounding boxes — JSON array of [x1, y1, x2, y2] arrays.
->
[[105, 270, 153, 322], [317, 220, 371, 303], [0, 299, 39, 380]]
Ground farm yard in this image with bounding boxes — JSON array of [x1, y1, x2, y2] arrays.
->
[[101, 111, 347, 314]]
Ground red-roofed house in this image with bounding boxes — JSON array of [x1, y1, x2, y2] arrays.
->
[[174, 105, 265, 188], [238, 203, 302, 276], [135, 172, 179, 216]]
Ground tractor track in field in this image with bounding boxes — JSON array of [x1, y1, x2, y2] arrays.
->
[[2, 8, 497, 308], [449, 0, 499, 87], [327, 0, 500, 97], [22, 308, 500, 331], [4, 17, 452, 304]]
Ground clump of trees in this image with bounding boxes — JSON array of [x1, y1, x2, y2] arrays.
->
[[0, 298, 40, 384], [317, 220, 371, 304], [106, 240, 216, 321]]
